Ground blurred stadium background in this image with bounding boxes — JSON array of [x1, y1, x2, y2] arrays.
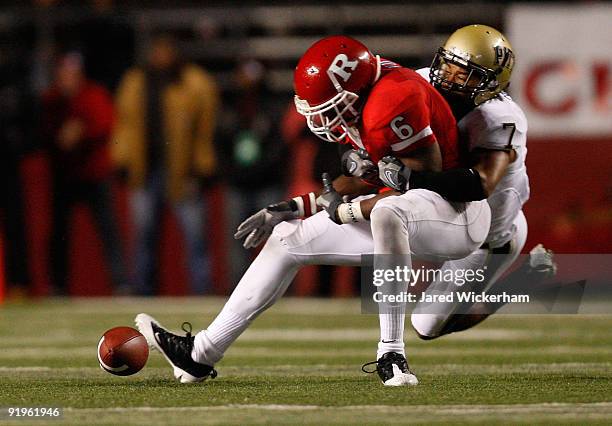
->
[[0, 0, 611, 301]]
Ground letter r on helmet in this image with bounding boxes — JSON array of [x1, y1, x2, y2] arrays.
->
[[327, 54, 358, 92]]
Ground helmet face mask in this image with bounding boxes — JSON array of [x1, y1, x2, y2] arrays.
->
[[294, 90, 360, 143], [430, 25, 515, 106], [430, 48, 499, 103]]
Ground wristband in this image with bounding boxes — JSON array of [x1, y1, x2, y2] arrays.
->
[[291, 192, 318, 218], [336, 202, 365, 224]]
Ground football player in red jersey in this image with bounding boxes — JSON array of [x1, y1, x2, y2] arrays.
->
[[291, 36, 465, 218], [135, 36, 491, 387]]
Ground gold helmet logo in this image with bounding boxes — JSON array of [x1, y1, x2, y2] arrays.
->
[[430, 24, 515, 105], [494, 46, 515, 70]]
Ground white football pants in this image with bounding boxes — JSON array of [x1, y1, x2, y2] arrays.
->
[[192, 190, 491, 365], [411, 210, 527, 338]]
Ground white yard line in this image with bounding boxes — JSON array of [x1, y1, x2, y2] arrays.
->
[[1, 344, 611, 359], [1, 362, 610, 376], [62, 402, 612, 414]]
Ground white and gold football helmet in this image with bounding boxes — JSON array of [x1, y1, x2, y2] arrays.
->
[[430, 24, 515, 105]]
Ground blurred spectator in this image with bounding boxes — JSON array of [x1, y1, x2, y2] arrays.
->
[[113, 34, 219, 295], [53, 0, 135, 92], [41, 52, 128, 295], [0, 40, 36, 296], [216, 59, 287, 283]]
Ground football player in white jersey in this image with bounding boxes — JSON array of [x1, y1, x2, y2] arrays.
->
[[375, 24, 555, 338]]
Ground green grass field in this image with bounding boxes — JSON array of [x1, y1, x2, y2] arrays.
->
[[0, 297, 611, 425]]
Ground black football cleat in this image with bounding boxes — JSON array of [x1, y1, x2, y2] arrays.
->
[[135, 313, 217, 383], [362, 352, 418, 386]]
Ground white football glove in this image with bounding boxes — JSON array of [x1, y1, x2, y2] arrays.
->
[[234, 201, 297, 249]]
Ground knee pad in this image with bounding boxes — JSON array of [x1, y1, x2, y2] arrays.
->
[[411, 313, 444, 340], [415, 332, 437, 341], [370, 200, 413, 256], [225, 233, 300, 320], [370, 202, 405, 233], [260, 232, 296, 265]]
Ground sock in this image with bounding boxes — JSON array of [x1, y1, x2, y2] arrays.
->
[[192, 308, 248, 365], [370, 205, 412, 360], [377, 336, 405, 359], [191, 234, 299, 365]]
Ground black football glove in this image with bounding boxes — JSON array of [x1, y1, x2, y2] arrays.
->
[[378, 156, 411, 192]]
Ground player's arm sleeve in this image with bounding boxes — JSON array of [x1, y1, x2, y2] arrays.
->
[[412, 125, 516, 201], [409, 168, 487, 201], [410, 105, 522, 201]]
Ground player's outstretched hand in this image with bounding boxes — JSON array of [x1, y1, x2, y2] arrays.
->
[[234, 201, 297, 249], [316, 173, 344, 224], [378, 156, 411, 192]]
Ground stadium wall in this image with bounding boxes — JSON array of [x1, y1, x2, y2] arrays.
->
[[18, 3, 612, 297], [508, 4, 612, 255]]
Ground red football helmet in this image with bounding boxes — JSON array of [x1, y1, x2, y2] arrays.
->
[[294, 36, 381, 143]]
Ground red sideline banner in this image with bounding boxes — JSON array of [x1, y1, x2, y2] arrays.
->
[[507, 4, 612, 138], [523, 137, 612, 254]]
